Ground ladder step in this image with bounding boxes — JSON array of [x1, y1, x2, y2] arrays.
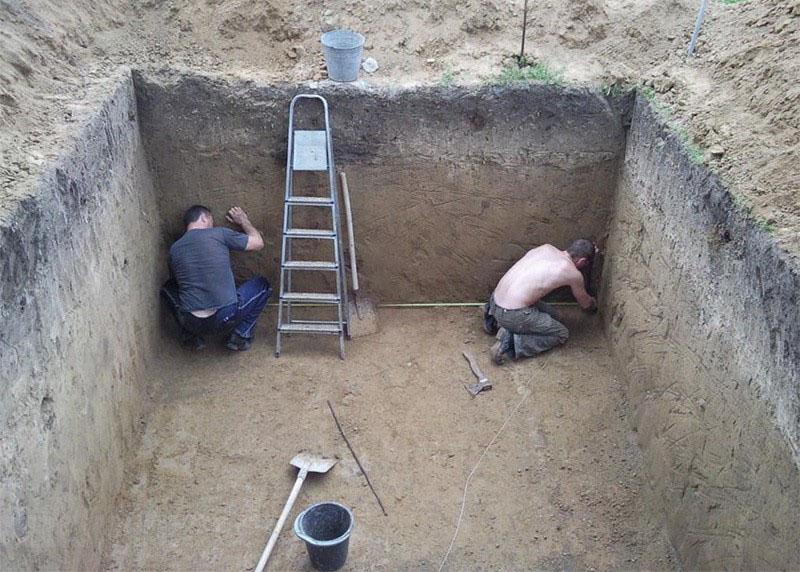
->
[[279, 323, 342, 334], [285, 228, 336, 239], [283, 261, 338, 271], [281, 292, 340, 303], [286, 196, 334, 206]]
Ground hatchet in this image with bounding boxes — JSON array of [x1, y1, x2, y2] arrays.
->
[[463, 351, 492, 397]]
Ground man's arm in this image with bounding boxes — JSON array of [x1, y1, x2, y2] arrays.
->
[[226, 206, 264, 251], [568, 270, 596, 311]]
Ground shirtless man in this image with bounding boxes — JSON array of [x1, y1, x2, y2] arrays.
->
[[484, 239, 597, 364]]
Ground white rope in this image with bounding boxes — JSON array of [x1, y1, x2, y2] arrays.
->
[[437, 364, 538, 571]]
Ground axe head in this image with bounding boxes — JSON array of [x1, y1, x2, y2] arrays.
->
[[465, 380, 492, 397]]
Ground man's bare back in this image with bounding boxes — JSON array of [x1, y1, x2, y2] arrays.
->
[[492, 244, 596, 310]]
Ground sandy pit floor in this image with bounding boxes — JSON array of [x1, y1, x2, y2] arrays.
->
[[105, 307, 675, 570]]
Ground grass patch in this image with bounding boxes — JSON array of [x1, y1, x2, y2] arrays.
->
[[492, 57, 564, 86], [757, 219, 777, 234], [720, 0, 747, 5], [674, 125, 705, 164], [640, 85, 705, 164], [640, 85, 657, 102], [731, 193, 776, 234], [732, 193, 754, 216], [601, 83, 630, 98], [439, 68, 457, 87]]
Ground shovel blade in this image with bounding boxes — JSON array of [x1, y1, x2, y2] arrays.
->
[[347, 298, 379, 337], [291, 452, 338, 474]]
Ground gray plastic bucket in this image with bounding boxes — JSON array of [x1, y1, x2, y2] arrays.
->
[[321, 30, 364, 82], [294, 502, 354, 571]]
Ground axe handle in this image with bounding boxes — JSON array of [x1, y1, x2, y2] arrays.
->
[[462, 351, 488, 383]]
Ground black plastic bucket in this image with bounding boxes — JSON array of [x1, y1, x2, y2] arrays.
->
[[293, 502, 354, 571]]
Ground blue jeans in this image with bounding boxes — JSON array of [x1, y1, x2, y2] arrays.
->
[[161, 276, 272, 340]]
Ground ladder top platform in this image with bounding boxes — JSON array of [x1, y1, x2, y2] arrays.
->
[[293, 130, 328, 171]]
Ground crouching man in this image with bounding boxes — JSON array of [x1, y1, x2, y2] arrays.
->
[[161, 205, 271, 351], [484, 239, 597, 365]]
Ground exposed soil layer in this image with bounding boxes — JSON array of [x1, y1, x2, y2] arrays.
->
[[0, 75, 162, 570], [602, 96, 800, 570], [105, 308, 676, 571], [133, 71, 629, 302], [2, 0, 799, 257]]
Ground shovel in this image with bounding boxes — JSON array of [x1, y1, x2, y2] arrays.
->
[[339, 171, 378, 337], [254, 452, 338, 572]]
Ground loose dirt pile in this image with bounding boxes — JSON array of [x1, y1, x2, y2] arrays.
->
[[1, 1, 799, 255]]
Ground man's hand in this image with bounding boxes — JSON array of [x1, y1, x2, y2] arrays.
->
[[227, 206, 264, 251], [584, 296, 598, 314], [226, 206, 251, 227]]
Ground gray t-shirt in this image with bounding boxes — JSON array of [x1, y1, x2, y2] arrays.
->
[[169, 227, 249, 312]]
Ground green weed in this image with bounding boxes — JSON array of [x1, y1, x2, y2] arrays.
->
[[493, 60, 564, 86], [640, 85, 657, 102], [641, 86, 705, 165], [731, 194, 775, 234], [687, 145, 705, 164], [601, 83, 629, 98], [720, 0, 747, 5], [732, 193, 754, 215], [674, 126, 704, 164], [439, 68, 457, 87], [757, 219, 777, 234]]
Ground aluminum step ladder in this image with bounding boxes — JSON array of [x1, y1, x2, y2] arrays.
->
[[275, 94, 350, 359]]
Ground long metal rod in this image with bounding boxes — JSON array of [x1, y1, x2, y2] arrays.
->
[[378, 302, 580, 308], [265, 301, 580, 307], [519, 0, 529, 61], [687, 0, 709, 57], [327, 400, 388, 517]]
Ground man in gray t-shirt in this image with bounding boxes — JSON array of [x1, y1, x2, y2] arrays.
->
[[161, 205, 271, 351]]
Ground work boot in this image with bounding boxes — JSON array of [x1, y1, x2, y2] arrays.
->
[[226, 332, 252, 351], [483, 303, 499, 336], [181, 333, 206, 351], [489, 328, 514, 365]]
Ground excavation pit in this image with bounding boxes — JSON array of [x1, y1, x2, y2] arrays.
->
[[2, 69, 799, 570]]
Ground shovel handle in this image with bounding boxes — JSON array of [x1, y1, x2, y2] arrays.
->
[[255, 468, 308, 572], [339, 172, 359, 292]]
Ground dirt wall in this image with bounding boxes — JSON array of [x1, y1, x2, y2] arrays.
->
[[133, 71, 629, 302], [0, 74, 162, 569], [602, 96, 800, 569]]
